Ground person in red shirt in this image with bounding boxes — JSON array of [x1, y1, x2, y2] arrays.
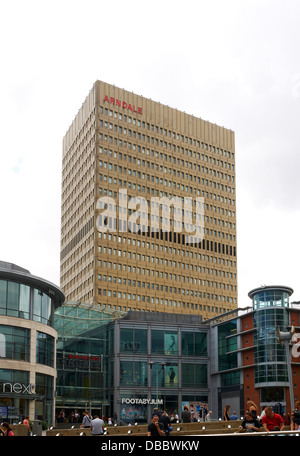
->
[[0, 422, 14, 436], [23, 416, 31, 436], [261, 407, 284, 432]]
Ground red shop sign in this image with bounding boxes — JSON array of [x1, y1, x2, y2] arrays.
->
[[103, 95, 142, 114]]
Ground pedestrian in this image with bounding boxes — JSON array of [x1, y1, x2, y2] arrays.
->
[[282, 412, 290, 426], [223, 404, 230, 421], [182, 405, 191, 423], [206, 411, 213, 421], [57, 409, 65, 423], [230, 411, 239, 420], [247, 400, 259, 419], [80, 410, 92, 428], [238, 412, 261, 433], [258, 406, 268, 422], [147, 415, 165, 436], [90, 415, 105, 436], [170, 413, 177, 423], [159, 411, 171, 436], [291, 400, 300, 430], [0, 422, 14, 436], [23, 416, 31, 436], [152, 407, 162, 418], [261, 406, 284, 432]]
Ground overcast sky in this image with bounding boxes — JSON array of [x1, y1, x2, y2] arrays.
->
[[1, 0, 300, 308]]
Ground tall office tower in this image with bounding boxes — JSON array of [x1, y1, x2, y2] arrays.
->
[[60, 81, 237, 319]]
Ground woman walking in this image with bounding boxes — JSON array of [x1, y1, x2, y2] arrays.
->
[[0, 422, 14, 436]]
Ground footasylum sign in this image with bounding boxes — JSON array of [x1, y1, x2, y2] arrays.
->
[[121, 398, 163, 405]]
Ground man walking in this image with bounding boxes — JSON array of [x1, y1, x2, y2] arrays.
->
[[182, 405, 191, 423], [159, 411, 171, 436], [90, 415, 105, 436]]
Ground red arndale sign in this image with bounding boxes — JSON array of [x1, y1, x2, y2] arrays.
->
[[103, 95, 142, 115]]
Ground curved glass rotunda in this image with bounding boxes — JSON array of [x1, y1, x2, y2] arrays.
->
[[0, 261, 64, 425], [248, 286, 294, 399]]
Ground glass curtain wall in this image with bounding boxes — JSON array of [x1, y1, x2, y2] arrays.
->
[[54, 304, 116, 418], [253, 290, 290, 310], [119, 325, 208, 424], [120, 328, 147, 354], [217, 320, 239, 387], [0, 280, 53, 324], [0, 325, 30, 361], [181, 331, 207, 356], [254, 307, 289, 384]]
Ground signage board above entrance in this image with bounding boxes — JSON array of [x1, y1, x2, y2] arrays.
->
[[2, 382, 35, 394], [121, 398, 163, 405]]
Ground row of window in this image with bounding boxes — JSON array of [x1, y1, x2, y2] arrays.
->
[[0, 280, 53, 326], [0, 325, 55, 367], [98, 284, 234, 302], [218, 321, 238, 372], [99, 274, 236, 291], [255, 364, 288, 384], [55, 324, 207, 364], [98, 144, 235, 186], [119, 361, 208, 388], [253, 291, 290, 310], [97, 216, 235, 261], [99, 175, 234, 209], [100, 232, 235, 250], [103, 303, 230, 313], [97, 222, 236, 255], [98, 192, 234, 232], [100, 295, 230, 310], [120, 328, 207, 356], [56, 374, 103, 400], [98, 246, 236, 271], [98, 181, 235, 231], [97, 259, 236, 279], [98, 137, 234, 172], [99, 106, 234, 161], [98, 194, 235, 243]]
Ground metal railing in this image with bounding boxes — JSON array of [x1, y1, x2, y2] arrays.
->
[[197, 429, 300, 436]]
